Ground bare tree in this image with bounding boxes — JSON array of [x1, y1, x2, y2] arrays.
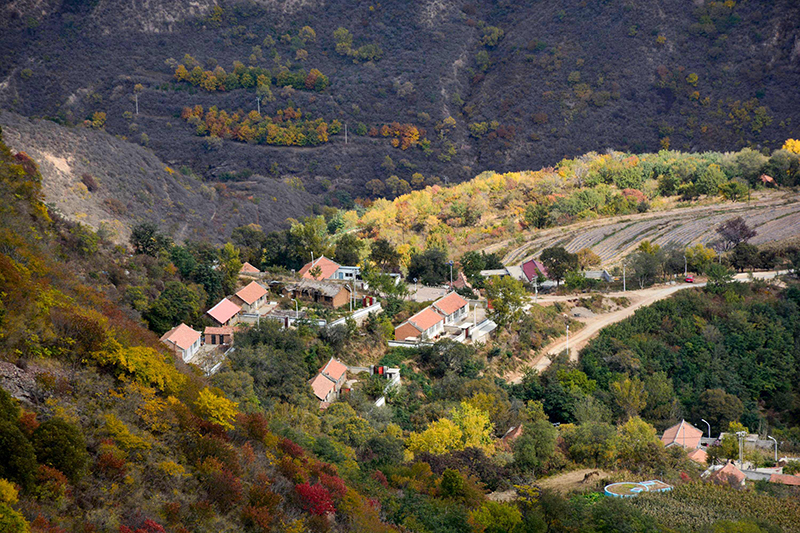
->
[[716, 217, 757, 251]]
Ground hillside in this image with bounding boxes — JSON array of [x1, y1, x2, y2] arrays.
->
[[350, 146, 800, 266], [0, 111, 316, 243], [1, 0, 799, 236]]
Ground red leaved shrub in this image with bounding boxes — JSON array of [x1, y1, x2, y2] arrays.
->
[[295, 483, 335, 516], [279, 437, 305, 458]]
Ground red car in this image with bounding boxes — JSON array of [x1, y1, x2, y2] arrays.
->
[[685, 275, 694, 283]]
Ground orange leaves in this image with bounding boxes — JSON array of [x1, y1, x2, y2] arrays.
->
[[372, 122, 423, 150]]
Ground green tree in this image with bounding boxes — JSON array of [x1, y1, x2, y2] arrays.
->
[[219, 242, 243, 295], [143, 281, 202, 335], [370, 238, 401, 271], [407, 248, 449, 286], [729, 243, 759, 272], [540, 247, 579, 286], [485, 275, 527, 329], [469, 501, 522, 533], [0, 389, 20, 424], [0, 503, 29, 533], [333, 233, 364, 266], [697, 389, 743, 434], [705, 263, 734, 291], [0, 421, 37, 490], [610, 377, 648, 421], [459, 251, 503, 286], [513, 419, 557, 475], [563, 422, 616, 467], [32, 418, 89, 483], [614, 416, 663, 472], [130, 221, 172, 256], [626, 250, 659, 288]]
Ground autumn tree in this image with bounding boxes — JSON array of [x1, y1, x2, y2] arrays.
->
[[540, 247, 579, 286], [485, 275, 526, 329], [716, 216, 757, 251], [32, 418, 89, 483], [512, 419, 557, 475], [610, 376, 648, 421]]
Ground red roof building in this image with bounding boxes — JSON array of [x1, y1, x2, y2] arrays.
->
[[207, 298, 242, 326], [240, 262, 261, 274], [687, 448, 708, 465], [231, 281, 268, 313], [711, 461, 746, 487], [309, 358, 349, 407], [661, 420, 703, 450], [160, 323, 202, 362], [395, 307, 446, 341], [432, 292, 469, 324], [203, 326, 236, 346], [521, 259, 548, 282], [298, 256, 341, 280], [769, 473, 800, 486], [452, 271, 473, 291]]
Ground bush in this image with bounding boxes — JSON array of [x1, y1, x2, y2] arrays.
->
[[0, 389, 20, 424], [0, 503, 29, 533], [0, 421, 37, 490], [32, 418, 89, 483]]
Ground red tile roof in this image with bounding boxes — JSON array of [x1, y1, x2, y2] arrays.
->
[[240, 262, 260, 274], [770, 473, 800, 486], [522, 259, 548, 282], [661, 420, 703, 450], [160, 323, 201, 351], [298, 256, 340, 280], [408, 307, 445, 332], [235, 281, 268, 305], [712, 462, 746, 485], [207, 298, 241, 325], [204, 326, 236, 335], [687, 448, 708, 464], [452, 271, 472, 290], [309, 373, 336, 401], [320, 358, 348, 381], [433, 292, 469, 316]]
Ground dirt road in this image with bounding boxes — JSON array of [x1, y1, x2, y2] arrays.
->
[[506, 271, 785, 383]]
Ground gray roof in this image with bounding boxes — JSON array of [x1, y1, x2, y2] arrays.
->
[[287, 279, 350, 298]]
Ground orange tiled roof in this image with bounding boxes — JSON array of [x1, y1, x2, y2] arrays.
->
[[160, 323, 201, 351], [770, 473, 800, 486], [320, 358, 348, 381], [713, 462, 746, 484], [204, 326, 236, 335], [661, 420, 703, 449], [207, 298, 242, 325], [309, 373, 336, 401], [433, 292, 469, 316], [298, 256, 340, 280], [235, 281, 268, 305], [240, 262, 260, 274], [409, 307, 445, 332], [687, 448, 708, 464]]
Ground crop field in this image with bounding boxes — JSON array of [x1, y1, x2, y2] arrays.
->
[[495, 193, 800, 267]]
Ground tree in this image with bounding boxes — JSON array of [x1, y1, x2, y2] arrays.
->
[[406, 418, 464, 456], [0, 421, 37, 490], [195, 388, 238, 430], [716, 217, 757, 251], [219, 242, 243, 295], [729, 243, 759, 272], [459, 251, 503, 286], [370, 238, 401, 271], [626, 250, 659, 288], [143, 281, 202, 335], [333, 233, 364, 266], [540, 247, 579, 286], [513, 419, 557, 475], [685, 243, 716, 273], [614, 416, 663, 472], [697, 389, 743, 434], [705, 263, 734, 291], [469, 501, 522, 533], [0, 389, 20, 424], [577, 248, 601, 269], [130, 221, 172, 256], [610, 377, 648, 421], [485, 276, 526, 329], [407, 248, 449, 286], [32, 418, 89, 483], [562, 422, 616, 467], [450, 402, 495, 454]]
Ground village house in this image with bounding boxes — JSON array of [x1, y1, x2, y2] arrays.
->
[[583, 270, 614, 282], [203, 326, 235, 346], [229, 281, 269, 313], [239, 262, 261, 275], [521, 258, 549, 283], [298, 255, 361, 282], [207, 298, 242, 326], [285, 279, 351, 308], [451, 271, 473, 291], [661, 420, 704, 449], [395, 307, 445, 341], [710, 461, 747, 487], [432, 292, 470, 325], [160, 323, 202, 362], [309, 358, 348, 408]]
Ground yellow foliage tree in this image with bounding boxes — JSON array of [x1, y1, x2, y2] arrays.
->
[[195, 388, 238, 430], [406, 418, 463, 455], [450, 401, 495, 455], [783, 139, 800, 154]]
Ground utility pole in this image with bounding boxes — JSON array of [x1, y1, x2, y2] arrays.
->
[[566, 323, 570, 357], [684, 253, 688, 277], [623, 264, 626, 292], [256, 95, 262, 115], [736, 431, 747, 467], [344, 123, 348, 144], [448, 261, 453, 290]]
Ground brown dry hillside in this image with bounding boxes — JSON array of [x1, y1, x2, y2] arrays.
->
[[0, 111, 316, 244], [490, 192, 800, 267]]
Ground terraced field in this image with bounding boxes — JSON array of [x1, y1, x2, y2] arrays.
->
[[493, 192, 800, 267]]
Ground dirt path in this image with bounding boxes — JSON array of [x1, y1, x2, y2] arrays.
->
[[506, 271, 785, 383]]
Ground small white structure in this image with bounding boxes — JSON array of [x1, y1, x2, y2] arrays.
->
[[160, 323, 202, 362]]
